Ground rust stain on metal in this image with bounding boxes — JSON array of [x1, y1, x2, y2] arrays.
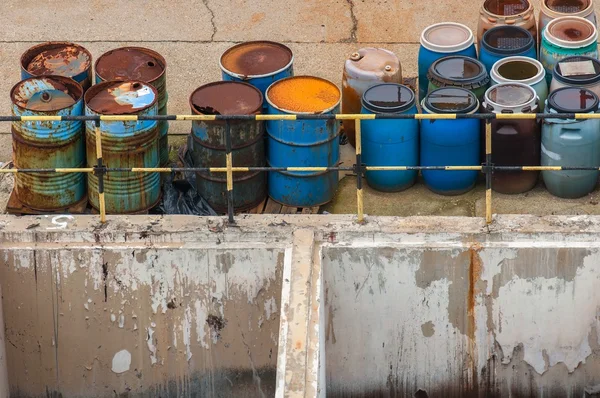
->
[[85, 81, 157, 115], [220, 41, 292, 77], [190, 81, 263, 116], [95, 47, 166, 83]]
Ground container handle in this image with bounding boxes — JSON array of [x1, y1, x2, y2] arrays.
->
[[559, 128, 583, 140]]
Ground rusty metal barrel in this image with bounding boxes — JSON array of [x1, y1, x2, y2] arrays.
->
[[11, 76, 86, 210], [84, 81, 161, 214], [20, 42, 93, 91], [95, 47, 169, 167], [188, 81, 266, 212]]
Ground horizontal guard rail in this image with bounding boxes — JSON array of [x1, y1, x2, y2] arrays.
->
[[2, 113, 589, 225]]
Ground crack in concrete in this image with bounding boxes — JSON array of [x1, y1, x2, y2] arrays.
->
[[202, 0, 217, 41], [343, 0, 358, 43]]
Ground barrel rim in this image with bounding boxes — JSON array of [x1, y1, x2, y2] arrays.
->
[[84, 80, 159, 115], [10, 75, 84, 113], [422, 87, 479, 114], [20, 41, 92, 78], [491, 56, 546, 86], [481, 25, 535, 55], [361, 83, 416, 114], [483, 82, 538, 113], [265, 75, 341, 115], [543, 16, 598, 48], [547, 86, 599, 113], [553, 55, 600, 85], [94, 46, 167, 84], [428, 55, 490, 86], [419, 22, 475, 53], [481, 0, 533, 18], [219, 40, 294, 79], [189, 81, 264, 116], [542, 0, 595, 20]]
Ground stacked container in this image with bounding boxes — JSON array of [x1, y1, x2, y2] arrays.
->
[[550, 56, 600, 97], [478, 0, 537, 47], [539, 0, 597, 36], [542, 87, 600, 198], [342, 48, 402, 147], [265, 76, 340, 207], [427, 56, 490, 101], [479, 26, 537, 73], [491, 56, 548, 111], [85, 81, 161, 214], [11, 76, 86, 210], [361, 84, 419, 192]]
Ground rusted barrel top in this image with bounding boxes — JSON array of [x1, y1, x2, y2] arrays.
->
[[85, 81, 158, 115], [190, 81, 263, 115], [267, 76, 341, 114], [11, 76, 83, 113], [95, 47, 166, 84], [220, 41, 293, 77]]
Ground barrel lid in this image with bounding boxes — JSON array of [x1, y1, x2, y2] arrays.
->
[[21, 42, 91, 78], [428, 56, 489, 87], [484, 83, 537, 113], [545, 0, 591, 13], [362, 83, 415, 113], [345, 48, 401, 79], [423, 87, 478, 114], [266, 76, 340, 114], [547, 87, 599, 113], [190, 81, 263, 115], [95, 47, 166, 83], [11, 76, 83, 112], [553, 56, 600, 85], [420, 22, 474, 53], [220, 41, 293, 78], [492, 56, 545, 86], [483, 0, 531, 16], [481, 26, 534, 55], [85, 81, 157, 115], [544, 16, 598, 47]]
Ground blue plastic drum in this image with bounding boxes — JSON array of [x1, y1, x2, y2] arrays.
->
[[479, 26, 536, 74]]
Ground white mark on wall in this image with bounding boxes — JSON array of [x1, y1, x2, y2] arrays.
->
[[119, 315, 125, 329], [110, 313, 116, 323], [195, 300, 209, 349], [46, 215, 74, 230], [111, 350, 131, 374], [183, 306, 193, 361], [480, 248, 519, 295], [492, 252, 600, 375], [265, 296, 278, 320], [147, 327, 157, 365]]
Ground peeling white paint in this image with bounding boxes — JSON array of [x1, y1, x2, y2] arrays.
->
[[183, 306, 193, 361], [118, 315, 125, 329], [110, 313, 116, 323], [480, 249, 519, 295], [111, 350, 131, 374], [147, 327, 157, 365], [194, 300, 209, 349], [265, 297, 278, 321]]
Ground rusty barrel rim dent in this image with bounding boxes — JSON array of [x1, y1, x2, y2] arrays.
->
[[10, 75, 84, 113], [265, 75, 342, 115], [219, 40, 294, 79], [84, 80, 159, 115], [94, 46, 167, 84], [20, 41, 92, 79], [189, 81, 264, 117]]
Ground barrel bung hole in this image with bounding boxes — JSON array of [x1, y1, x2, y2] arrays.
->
[[147, 61, 156, 67], [132, 82, 141, 89]]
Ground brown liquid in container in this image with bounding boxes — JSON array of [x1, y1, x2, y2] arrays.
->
[[190, 82, 263, 115], [548, 18, 595, 40], [221, 41, 292, 76], [85, 81, 157, 115], [484, 0, 529, 15], [497, 60, 539, 79], [478, 0, 537, 50], [95, 48, 164, 82], [546, 0, 589, 12]]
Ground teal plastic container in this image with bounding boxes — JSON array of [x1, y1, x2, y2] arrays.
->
[[540, 16, 599, 84], [542, 87, 600, 199]]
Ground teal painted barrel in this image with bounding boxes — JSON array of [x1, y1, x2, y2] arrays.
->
[[11, 76, 86, 210], [95, 47, 169, 167], [265, 76, 340, 207], [188, 81, 266, 213], [20, 42, 93, 91], [84, 81, 161, 214], [542, 87, 600, 198]]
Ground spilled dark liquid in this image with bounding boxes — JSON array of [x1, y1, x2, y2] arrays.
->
[[550, 19, 593, 40], [364, 85, 412, 109], [484, 0, 528, 15], [497, 60, 539, 80], [546, 0, 588, 12], [25, 90, 76, 111], [96, 48, 164, 82], [434, 58, 480, 79]]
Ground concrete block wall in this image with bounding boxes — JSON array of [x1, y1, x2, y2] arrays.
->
[[1, 214, 600, 397]]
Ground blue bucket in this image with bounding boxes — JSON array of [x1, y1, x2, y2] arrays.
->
[[220, 41, 294, 111], [361, 83, 419, 192], [421, 87, 480, 195], [479, 26, 536, 75], [265, 76, 340, 207]]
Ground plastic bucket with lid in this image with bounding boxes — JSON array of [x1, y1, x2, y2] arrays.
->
[[418, 22, 476, 101], [539, 0, 597, 38], [478, 0, 537, 49], [542, 87, 600, 198], [479, 26, 537, 74], [540, 16, 599, 84], [427, 56, 490, 101], [265, 76, 340, 207], [361, 83, 419, 192], [220, 41, 294, 111], [420, 87, 480, 195], [482, 83, 541, 194], [550, 56, 600, 98], [490, 56, 548, 111]]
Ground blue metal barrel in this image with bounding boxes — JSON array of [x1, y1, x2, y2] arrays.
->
[[188, 81, 266, 212], [20, 42, 93, 91], [84, 81, 161, 213], [11, 76, 86, 210], [95, 47, 170, 167], [421, 87, 480, 195], [220, 41, 293, 110], [542, 87, 600, 198], [361, 83, 419, 192], [265, 76, 340, 207]]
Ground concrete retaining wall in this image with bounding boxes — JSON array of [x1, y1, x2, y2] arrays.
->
[[0, 285, 8, 398], [1, 215, 600, 397]]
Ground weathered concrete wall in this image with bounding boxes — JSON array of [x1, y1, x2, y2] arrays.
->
[[0, 215, 289, 397], [0, 285, 8, 398]]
